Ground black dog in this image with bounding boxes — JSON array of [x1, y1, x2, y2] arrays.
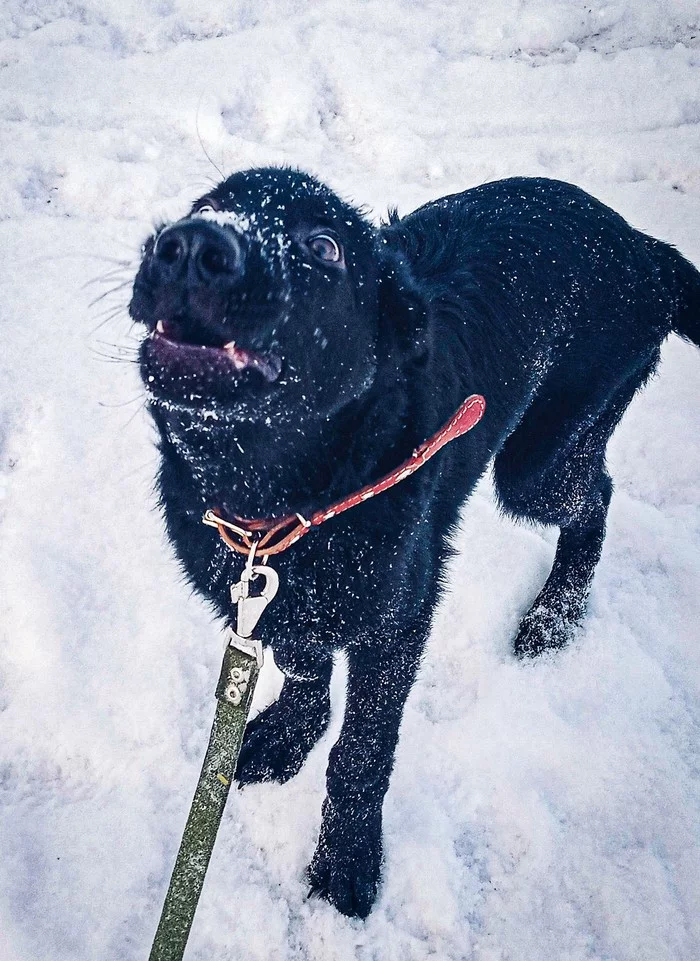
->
[[129, 168, 699, 918]]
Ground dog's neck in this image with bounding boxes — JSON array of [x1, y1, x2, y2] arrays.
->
[[152, 377, 415, 523]]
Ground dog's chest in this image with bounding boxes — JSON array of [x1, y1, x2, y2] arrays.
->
[[191, 520, 409, 648]]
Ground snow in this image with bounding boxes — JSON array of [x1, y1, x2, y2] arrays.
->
[[0, 2, 699, 959]]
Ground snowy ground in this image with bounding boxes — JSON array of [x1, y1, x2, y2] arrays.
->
[[1, 2, 699, 959]]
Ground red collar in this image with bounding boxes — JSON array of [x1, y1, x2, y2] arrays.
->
[[203, 393, 486, 557]]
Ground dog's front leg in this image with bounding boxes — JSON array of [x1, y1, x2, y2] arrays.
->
[[236, 649, 333, 786], [307, 627, 425, 918]]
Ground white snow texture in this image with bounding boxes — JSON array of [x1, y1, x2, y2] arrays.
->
[[0, 2, 699, 960]]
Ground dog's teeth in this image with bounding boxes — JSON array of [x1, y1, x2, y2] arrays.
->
[[223, 340, 247, 369], [156, 320, 165, 334]]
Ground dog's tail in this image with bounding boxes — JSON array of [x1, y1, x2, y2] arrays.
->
[[653, 239, 700, 347]]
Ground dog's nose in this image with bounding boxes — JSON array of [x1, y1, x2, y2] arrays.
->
[[153, 220, 242, 284]]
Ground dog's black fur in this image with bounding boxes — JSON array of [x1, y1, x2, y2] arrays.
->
[[130, 168, 699, 918]]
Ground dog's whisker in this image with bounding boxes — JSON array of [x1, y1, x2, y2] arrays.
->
[[89, 345, 138, 359], [195, 95, 225, 180], [114, 457, 158, 484], [120, 399, 148, 431], [32, 252, 134, 267], [90, 356, 140, 367], [90, 355, 136, 365], [87, 307, 131, 337], [92, 337, 139, 354], [90, 298, 130, 317], [97, 394, 140, 407], [87, 281, 134, 310], [82, 269, 132, 290], [88, 335, 140, 364], [98, 393, 144, 408]]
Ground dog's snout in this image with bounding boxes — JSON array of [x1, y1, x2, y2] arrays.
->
[[153, 220, 242, 285]]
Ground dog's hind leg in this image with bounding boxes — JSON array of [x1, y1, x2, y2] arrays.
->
[[236, 652, 333, 786], [494, 360, 656, 657], [509, 468, 612, 657]]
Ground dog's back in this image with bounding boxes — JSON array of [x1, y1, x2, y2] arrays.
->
[[386, 176, 696, 369], [384, 177, 699, 655]]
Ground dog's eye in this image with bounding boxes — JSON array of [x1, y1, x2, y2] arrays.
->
[[193, 200, 219, 215], [308, 234, 343, 264]]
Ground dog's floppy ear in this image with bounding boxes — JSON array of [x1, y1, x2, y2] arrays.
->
[[376, 245, 430, 366]]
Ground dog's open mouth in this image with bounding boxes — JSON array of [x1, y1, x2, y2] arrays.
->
[[147, 319, 283, 385]]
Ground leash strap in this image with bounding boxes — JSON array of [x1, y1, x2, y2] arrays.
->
[[148, 544, 275, 960], [148, 644, 259, 961]]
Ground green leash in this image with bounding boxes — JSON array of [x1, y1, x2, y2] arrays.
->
[[148, 555, 279, 961]]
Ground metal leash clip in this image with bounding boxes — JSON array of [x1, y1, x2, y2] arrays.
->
[[224, 540, 279, 667]]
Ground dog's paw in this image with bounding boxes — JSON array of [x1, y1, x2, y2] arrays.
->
[[513, 602, 580, 658], [306, 801, 383, 919], [235, 694, 329, 786]]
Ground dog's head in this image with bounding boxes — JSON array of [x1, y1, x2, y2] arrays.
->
[[130, 167, 426, 428]]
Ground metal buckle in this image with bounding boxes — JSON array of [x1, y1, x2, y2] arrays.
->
[[226, 540, 279, 668], [202, 509, 252, 540], [223, 626, 264, 669]]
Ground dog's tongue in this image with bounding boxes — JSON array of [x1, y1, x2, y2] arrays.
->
[[152, 321, 282, 383]]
